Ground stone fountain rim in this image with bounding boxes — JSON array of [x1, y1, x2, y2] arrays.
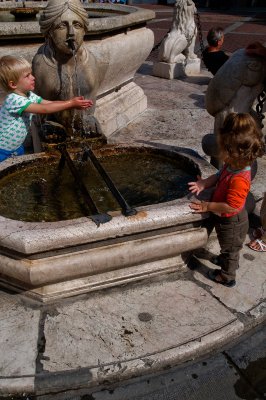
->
[[0, 143, 214, 255], [0, 4, 155, 38]]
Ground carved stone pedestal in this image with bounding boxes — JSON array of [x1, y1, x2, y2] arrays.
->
[[95, 82, 147, 138], [153, 58, 201, 80], [185, 58, 201, 75], [153, 61, 185, 80]]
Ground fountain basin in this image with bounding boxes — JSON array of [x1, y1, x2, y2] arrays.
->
[[0, 144, 214, 303], [0, 3, 154, 37], [10, 7, 39, 20], [0, 145, 198, 222]]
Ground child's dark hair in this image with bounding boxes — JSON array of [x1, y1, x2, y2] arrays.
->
[[207, 27, 224, 47], [219, 113, 265, 169]]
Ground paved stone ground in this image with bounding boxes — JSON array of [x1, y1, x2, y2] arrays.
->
[[76, 325, 266, 400], [0, 5, 265, 399]]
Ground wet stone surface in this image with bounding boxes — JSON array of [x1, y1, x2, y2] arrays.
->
[[138, 312, 153, 322]]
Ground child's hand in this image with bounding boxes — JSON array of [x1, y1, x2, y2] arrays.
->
[[188, 175, 205, 195], [71, 96, 93, 109], [189, 200, 208, 213]]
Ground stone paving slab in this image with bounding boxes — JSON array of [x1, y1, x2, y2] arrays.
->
[[0, 274, 244, 396], [110, 70, 213, 158], [88, 326, 266, 400], [193, 233, 266, 316], [0, 293, 40, 378], [0, 293, 40, 395], [42, 280, 237, 372]]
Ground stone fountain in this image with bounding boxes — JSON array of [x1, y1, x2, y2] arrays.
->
[[0, 0, 214, 303], [0, 148, 213, 303], [10, 1, 39, 20]]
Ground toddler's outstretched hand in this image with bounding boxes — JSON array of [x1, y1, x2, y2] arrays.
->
[[71, 96, 93, 109], [188, 175, 205, 196]]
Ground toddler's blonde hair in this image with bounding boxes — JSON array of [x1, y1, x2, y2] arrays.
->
[[0, 55, 31, 92]]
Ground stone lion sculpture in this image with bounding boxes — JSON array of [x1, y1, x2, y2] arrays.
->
[[203, 48, 266, 167], [158, 0, 198, 64]]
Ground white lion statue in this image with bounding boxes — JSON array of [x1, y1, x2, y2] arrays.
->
[[158, 0, 198, 64]]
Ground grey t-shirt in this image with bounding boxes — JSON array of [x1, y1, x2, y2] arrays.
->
[[0, 91, 42, 151]]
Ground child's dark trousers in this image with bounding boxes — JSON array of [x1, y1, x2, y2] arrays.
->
[[205, 208, 249, 281]]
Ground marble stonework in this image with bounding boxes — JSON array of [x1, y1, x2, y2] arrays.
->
[[0, 144, 214, 303]]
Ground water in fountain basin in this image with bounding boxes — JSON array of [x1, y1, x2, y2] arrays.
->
[[0, 151, 198, 222], [73, 51, 81, 97]]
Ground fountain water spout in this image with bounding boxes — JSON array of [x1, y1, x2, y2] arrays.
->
[[66, 38, 76, 52]]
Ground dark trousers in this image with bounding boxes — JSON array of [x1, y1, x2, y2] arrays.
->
[[205, 208, 249, 281]]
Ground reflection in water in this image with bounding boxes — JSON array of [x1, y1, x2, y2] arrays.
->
[[0, 152, 197, 222]]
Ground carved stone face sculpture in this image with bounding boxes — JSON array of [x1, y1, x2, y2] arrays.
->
[[39, 0, 89, 57], [34, 0, 102, 139], [50, 9, 85, 56]]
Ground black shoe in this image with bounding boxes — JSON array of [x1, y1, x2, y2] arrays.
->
[[208, 269, 236, 288], [211, 255, 223, 267]]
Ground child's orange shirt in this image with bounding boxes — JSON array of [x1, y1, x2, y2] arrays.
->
[[211, 165, 251, 217]]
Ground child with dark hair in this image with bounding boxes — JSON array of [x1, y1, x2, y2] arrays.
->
[[202, 27, 229, 75], [188, 113, 264, 287]]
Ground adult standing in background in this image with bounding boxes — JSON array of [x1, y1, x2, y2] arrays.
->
[[202, 27, 229, 75]]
